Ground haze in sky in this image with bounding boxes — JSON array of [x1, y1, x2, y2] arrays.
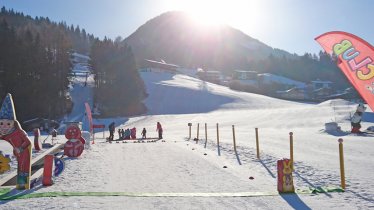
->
[[1, 0, 373, 55]]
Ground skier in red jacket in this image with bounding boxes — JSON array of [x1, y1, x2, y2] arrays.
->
[[156, 122, 163, 139]]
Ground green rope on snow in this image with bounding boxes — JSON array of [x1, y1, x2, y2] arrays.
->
[[0, 186, 344, 200]]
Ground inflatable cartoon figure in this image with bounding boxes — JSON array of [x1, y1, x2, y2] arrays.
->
[[64, 125, 85, 157], [0, 93, 32, 190]]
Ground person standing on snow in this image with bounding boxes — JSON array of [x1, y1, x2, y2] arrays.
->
[[351, 103, 366, 133], [156, 122, 163, 139], [51, 128, 58, 143], [141, 128, 147, 139], [124, 128, 131, 139], [130, 127, 136, 139], [33, 128, 41, 151], [108, 122, 115, 141], [120, 129, 125, 140], [117, 128, 122, 140]]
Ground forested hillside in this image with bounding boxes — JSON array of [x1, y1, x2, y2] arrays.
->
[[0, 6, 146, 120], [0, 7, 93, 121], [90, 38, 146, 117]]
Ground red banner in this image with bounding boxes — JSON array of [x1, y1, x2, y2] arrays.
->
[[84, 102, 93, 133], [315, 31, 374, 110]]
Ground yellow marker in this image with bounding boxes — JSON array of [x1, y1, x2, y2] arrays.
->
[[289, 132, 294, 170], [255, 128, 260, 159], [338, 138, 346, 189]]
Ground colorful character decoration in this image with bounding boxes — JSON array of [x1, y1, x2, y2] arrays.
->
[[351, 103, 366, 133], [33, 128, 41, 151], [0, 93, 32, 190], [64, 125, 84, 157], [0, 152, 11, 174], [277, 159, 295, 193]]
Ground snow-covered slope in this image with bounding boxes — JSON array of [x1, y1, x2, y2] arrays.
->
[[142, 72, 303, 115], [1, 70, 374, 210]]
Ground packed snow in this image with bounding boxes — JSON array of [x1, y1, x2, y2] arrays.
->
[[1, 56, 374, 209]]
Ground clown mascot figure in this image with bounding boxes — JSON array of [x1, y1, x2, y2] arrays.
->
[[0, 93, 32, 190]]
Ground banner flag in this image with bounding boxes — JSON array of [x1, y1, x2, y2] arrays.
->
[[315, 31, 374, 110], [84, 102, 93, 133]]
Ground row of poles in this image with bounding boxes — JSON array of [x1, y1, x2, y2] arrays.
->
[[188, 123, 346, 190]]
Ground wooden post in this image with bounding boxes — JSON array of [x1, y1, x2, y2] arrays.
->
[[255, 128, 260, 159], [232, 125, 237, 153], [204, 123, 208, 148], [189, 124, 191, 139], [196, 123, 200, 144], [338, 138, 346, 190], [289, 132, 294, 169], [232, 125, 241, 165], [216, 123, 220, 156]]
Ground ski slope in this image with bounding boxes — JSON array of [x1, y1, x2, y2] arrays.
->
[[1, 69, 374, 209]]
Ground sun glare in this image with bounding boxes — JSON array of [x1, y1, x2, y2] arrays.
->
[[170, 0, 231, 27], [163, 0, 264, 34], [186, 5, 226, 27]]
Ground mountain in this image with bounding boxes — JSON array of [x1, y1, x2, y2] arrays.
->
[[124, 11, 350, 90], [124, 11, 296, 74]]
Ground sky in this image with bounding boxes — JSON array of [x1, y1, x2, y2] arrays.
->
[[1, 0, 373, 55]]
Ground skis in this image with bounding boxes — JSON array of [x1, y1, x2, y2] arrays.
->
[[107, 137, 165, 143], [351, 131, 374, 137]]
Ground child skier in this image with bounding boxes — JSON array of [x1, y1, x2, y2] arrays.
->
[[51, 128, 58, 143], [120, 129, 125, 140], [130, 127, 136, 139], [141, 128, 147, 139], [108, 122, 115, 141], [156, 122, 163, 139], [124, 128, 131, 140], [351, 103, 366, 133], [117, 128, 121, 140]]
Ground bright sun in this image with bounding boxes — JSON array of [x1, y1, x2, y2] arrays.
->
[[170, 0, 231, 26], [185, 3, 227, 26], [163, 0, 262, 32]]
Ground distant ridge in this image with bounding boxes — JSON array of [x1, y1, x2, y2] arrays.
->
[[124, 11, 296, 74]]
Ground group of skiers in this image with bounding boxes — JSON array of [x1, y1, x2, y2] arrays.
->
[[117, 127, 138, 140], [108, 121, 163, 141]]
